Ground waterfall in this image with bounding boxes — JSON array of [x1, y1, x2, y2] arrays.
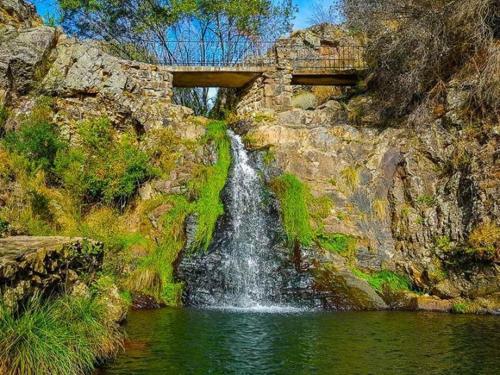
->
[[178, 130, 309, 311], [216, 130, 280, 308]]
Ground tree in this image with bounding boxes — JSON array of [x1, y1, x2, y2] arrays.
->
[[309, 0, 344, 25], [57, 0, 296, 116]]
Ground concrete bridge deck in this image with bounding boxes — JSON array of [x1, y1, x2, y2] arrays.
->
[[170, 66, 365, 88], [169, 66, 268, 88]]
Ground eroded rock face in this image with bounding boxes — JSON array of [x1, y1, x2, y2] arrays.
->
[[240, 89, 499, 312], [0, 25, 58, 104], [0, 236, 103, 309], [0, 0, 42, 29]]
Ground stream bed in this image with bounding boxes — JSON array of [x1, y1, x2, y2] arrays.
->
[[100, 308, 500, 374]]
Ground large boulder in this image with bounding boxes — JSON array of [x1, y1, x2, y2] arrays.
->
[[0, 25, 58, 104], [312, 252, 388, 310]]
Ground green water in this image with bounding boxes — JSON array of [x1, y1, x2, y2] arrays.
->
[[101, 308, 500, 374]]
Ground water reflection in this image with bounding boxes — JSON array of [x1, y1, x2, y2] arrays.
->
[[101, 309, 500, 374]]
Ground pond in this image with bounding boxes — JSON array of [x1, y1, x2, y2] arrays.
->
[[100, 307, 500, 374]]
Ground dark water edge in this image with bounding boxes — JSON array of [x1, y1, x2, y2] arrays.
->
[[99, 308, 500, 375]]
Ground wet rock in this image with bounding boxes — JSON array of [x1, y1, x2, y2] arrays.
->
[[313, 254, 388, 311], [132, 293, 163, 310]]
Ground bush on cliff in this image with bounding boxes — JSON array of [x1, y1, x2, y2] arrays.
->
[[54, 117, 155, 207], [345, 0, 499, 118], [0, 294, 123, 375], [4, 119, 65, 173]]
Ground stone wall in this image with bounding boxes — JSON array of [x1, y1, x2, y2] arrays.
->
[[236, 24, 364, 115], [0, 236, 103, 310], [0, 6, 180, 133]]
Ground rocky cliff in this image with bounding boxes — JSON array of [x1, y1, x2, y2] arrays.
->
[[0, 0, 498, 314], [237, 70, 499, 312]]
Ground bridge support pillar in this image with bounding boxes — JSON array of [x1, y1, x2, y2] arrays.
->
[[236, 66, 292, 115]]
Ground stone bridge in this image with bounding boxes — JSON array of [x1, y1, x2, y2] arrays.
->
[[166, 41, 367, 113]]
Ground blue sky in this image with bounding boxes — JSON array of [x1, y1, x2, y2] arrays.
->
[[31, 0, 315, 30]]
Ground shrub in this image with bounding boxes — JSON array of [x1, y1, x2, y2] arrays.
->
[[345, 0, 499, 117], [4, 120, 66, 172], [0, 294, 122, 375], [100, 138, 155, 206], [53, 148, 89, 200], [78, 116, 113, 151], [54, 118, 155, 207], [271, 173, 314, 246]]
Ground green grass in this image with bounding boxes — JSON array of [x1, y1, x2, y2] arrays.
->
[[127, 195, 192, 304], [271, 173, 314, 246], [351, 269, 412, 292], [0, 295, 123, 375], [316, 232, 357, 255], [190, 121, 231, 250]]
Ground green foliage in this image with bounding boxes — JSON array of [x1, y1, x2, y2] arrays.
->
[[4, 119, 66, 173], [57, 0, 294, 115], [451, 300, 480, 314], [317, 232, 357, 255], [78, 116, 113, 151], [127, 195, 192, 304], [54, 117, 155, 206], [351, 268, 412, 292], [190, 121, 231, 250], [263, 148, 275, 166], [271, 173, 313, 246], [0, 294, 122, 375]]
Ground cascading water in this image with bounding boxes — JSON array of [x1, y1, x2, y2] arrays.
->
[[178, 129, 313, 311], [215, 130, 280, 308]]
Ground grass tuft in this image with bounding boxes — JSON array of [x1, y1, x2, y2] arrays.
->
[[271, 173, 314, 246], [190, 121, 231, 250], [0, 294, 123, 375], [317, 232, 357, 256], [351, 268, 412, 292]]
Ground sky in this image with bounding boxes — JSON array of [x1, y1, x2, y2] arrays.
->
[[31, 0, 316, 30]]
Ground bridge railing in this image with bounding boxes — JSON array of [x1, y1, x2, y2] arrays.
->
[[290, 45, 367, 71], [138, 40, 366, 70]]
